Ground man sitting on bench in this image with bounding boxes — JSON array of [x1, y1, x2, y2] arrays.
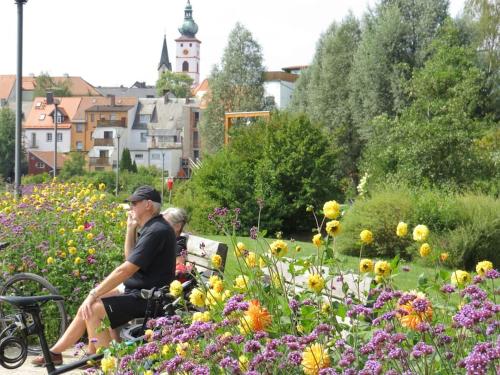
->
[[31, 186, 177, 366]]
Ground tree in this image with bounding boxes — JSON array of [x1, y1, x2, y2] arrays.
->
[[349, 0, 449, 139], [255, 113, 343, 233], [362, 20, 497, 189], [60, 152, 85, 179], [120, 148, 134, 172], [199, 23, 265, 154], [0, 108, 16, 180], [176, 113, 343, 234], [465, 0, 500, 117], [32, 72, 72, 98], [291, 15, 362, 195], [156, 71, 194, 98]]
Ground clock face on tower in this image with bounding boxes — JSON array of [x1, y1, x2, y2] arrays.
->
[[183, 49, 189, 55]]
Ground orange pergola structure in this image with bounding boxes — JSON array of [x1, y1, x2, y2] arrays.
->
[[224, 111, 271, 144]]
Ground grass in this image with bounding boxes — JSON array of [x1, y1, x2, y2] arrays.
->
[[202, 234, 443, 292]]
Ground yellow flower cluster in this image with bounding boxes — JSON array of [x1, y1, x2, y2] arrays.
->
[[323, 200, 341, 219], [326, 220, 341, 236], [451, 270, 471, 286], [302, 343, 330, 375], [169, 280, 183, 297], [476, 260, 493, 276], [100, 356, 117, 374], [413, 224, 429, 242], [269, 240, 288, 258], [360, 229, 373, 244], [307, 274, 325, 294]]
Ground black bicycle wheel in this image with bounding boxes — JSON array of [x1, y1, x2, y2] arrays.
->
[[0, 273, 68, 354]]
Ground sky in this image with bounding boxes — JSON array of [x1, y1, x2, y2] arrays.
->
[[0, 0, 466, 88]]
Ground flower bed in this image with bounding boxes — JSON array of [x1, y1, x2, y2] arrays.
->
[[100, 202, 499, 375], [0, 182, 126, 317]]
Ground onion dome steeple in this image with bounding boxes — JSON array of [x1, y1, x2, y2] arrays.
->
[[178, 0, 198, 38]]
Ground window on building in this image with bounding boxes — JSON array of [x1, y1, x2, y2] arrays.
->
[[182, 61, 189, 72], [194, 150, 200, 160], [76, 123, 84, 133], [140, 132, 147, 142], [193, 131, 199, 147], [193, 112, 199, 127], [31, 133, 36, 147], [139, 114, 150, 124], [110, 113, 118, 121], [35, 162, 45, 169], [103, 131, 113, 139], [46, 133, 53, 142], [38, 114, 45, 121], [55, 110, 63, 124], [189, 43, 192, 47], [135, 154, 143, 160], [57, 133, 62, 142], [76, 141, 83, 151], [151, 153, 161, 160]]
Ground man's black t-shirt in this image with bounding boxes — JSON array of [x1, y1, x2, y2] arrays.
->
[[124, 215, 176, 291]]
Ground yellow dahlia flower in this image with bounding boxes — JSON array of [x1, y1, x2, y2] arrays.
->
[[323, 200, 341, 219]]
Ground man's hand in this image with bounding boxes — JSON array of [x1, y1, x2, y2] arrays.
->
[[80, 293, 96, 321], [127, 211, 138, 231]]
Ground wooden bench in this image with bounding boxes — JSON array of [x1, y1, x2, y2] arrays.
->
[[184, 234, 228, 277], [263, 259, 372, 304]]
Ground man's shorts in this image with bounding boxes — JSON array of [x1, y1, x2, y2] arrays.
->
[[101, 292, 150, 329]]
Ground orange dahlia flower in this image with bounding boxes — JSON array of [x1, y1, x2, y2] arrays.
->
[[244, 300, 272, 332], [397, 293, 433, 331]]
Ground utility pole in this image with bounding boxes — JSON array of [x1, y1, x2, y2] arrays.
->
[[14, 0, 28, 196], [115, 132, 121, 196], [46, 92, 58, 178]]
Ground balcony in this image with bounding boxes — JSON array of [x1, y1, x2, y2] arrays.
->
[[148, 140, 182, 149], [93, 138, 114, 147], [89, 157, 111, 167], [96, 119, 126, 128]]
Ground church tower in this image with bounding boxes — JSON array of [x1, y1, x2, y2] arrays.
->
[[158, 34, 172, 78], [175, 0, 201, 86]]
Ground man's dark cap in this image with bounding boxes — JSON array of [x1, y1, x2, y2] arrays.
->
[[125, 185, 161, 204]]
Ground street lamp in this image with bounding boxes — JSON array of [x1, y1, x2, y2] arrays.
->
[[46, 92, 58, 178], [14, 0, 28, 196], [161, 152, 165, 203], [115, 131, 121, 196]]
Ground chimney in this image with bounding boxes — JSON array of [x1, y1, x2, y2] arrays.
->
[[108, 94, 115, 107]]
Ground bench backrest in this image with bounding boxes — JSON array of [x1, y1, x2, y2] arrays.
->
[[264, 259, 372, 303], [185, 234, 228, 275]]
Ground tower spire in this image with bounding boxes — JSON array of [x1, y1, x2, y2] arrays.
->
[[158, 34, 172, 73]]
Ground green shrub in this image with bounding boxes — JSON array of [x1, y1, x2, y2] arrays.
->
[[338, 187, 500, 269], [337, 187, 414, 258], [410, 187, 464, 232], [441, 194, 500, 269]]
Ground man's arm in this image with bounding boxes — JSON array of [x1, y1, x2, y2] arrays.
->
[[80, 261, 139, 320], [124, 212, 138, 259]]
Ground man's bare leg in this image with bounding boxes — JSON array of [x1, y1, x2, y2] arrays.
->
[[84, 300, 112, 353]]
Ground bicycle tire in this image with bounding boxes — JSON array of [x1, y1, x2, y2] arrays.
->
[[0, 273, 68, 354]]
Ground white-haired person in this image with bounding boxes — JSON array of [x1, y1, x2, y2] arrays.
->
[[162, 207, 189, 266]]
